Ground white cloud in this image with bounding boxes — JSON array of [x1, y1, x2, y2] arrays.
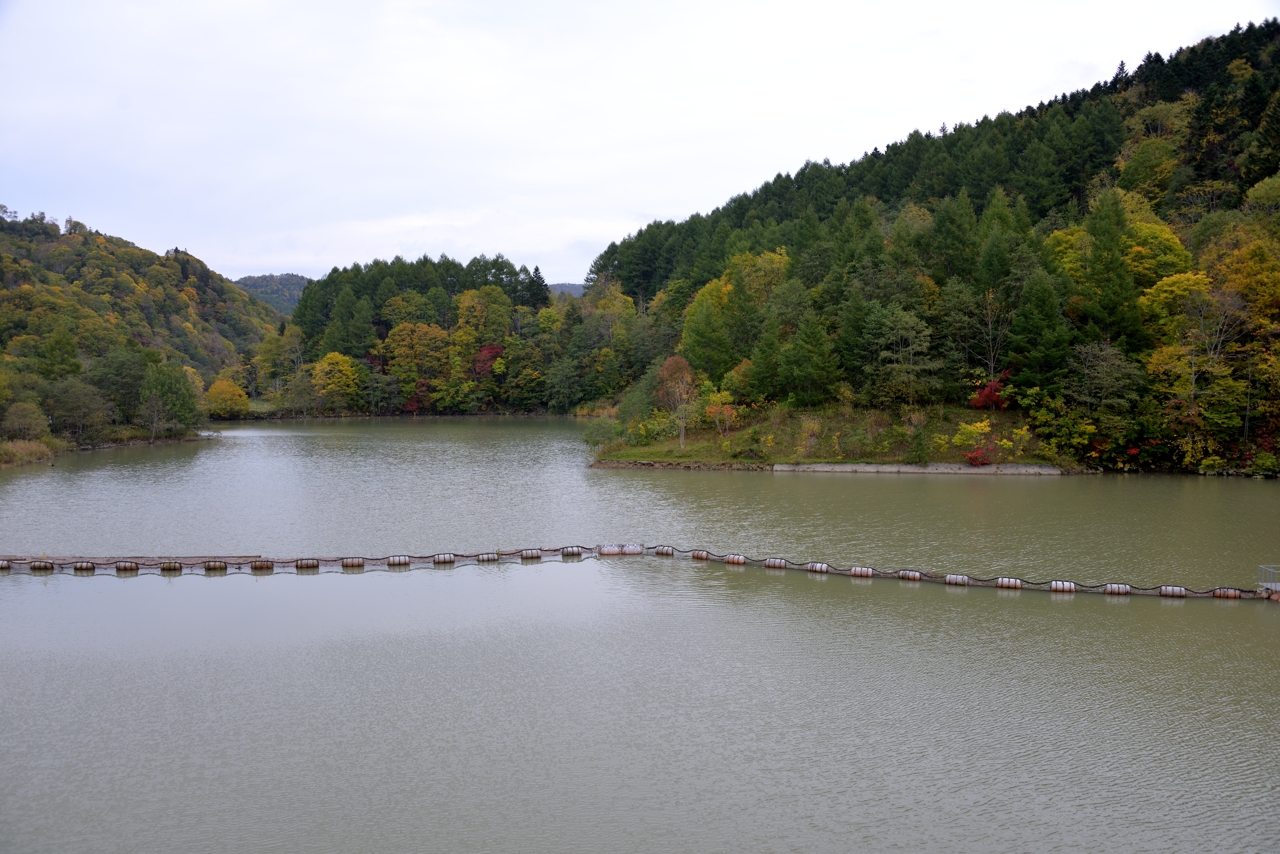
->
[[0, 0, 1274, 282]]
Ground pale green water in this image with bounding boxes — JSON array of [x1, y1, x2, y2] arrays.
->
[[1, 418, 1277, 853]]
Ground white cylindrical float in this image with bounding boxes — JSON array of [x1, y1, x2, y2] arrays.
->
[[251, 559, 275, 572], [73, 561, 95, 573], [1050, 580, 1076, 593], [30, 560, 54, 573], [204, 560, 227, 573], [158, 561, 182, 573], [996, 577, 1021, 589], [295, 559, 320, 570], [340, 557, 365, 569], [597, 545, 622, 556], [561, 546, 583, 557], [850, 566, 874, 577], [654, 546, 674, 556], [764, 558, 787, 569], [945, 574, 970, 586], [433, 553, 455, 564], [806, 562, 830, 574], [1213, 587, 1242, 599], [691, 550, 710, 561], [115, 561, 139, 573], [387, 556, 411, 567], [520, 549, 542, 560], [476, 553, 499, 562], [898, 570, 921, 581], [1160, 585, 1186, 598], [1104, 583, 1131, 595], [725, 554, 746, 565], [621, 544, 644, 555]]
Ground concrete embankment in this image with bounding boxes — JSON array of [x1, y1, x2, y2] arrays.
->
[[592, 460, 1062, 475]]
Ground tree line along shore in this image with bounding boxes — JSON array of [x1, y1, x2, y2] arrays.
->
[[3, 22, 1280, 475]]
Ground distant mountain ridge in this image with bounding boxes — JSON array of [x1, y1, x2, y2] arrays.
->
[[549, 282, 584, 296], [235, 273, 310, 313]]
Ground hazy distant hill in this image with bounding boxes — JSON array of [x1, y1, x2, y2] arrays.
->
[[549, 282, 583, 297], [235, 273, 310, 313]]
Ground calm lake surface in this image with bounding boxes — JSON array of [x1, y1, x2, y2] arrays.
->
[[1, 418, 1278, 853]]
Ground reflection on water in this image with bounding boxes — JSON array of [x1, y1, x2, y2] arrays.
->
[[1, 417, 1277, 589], [0, 419, 1277, 853]]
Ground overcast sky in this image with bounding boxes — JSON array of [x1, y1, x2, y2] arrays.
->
[[1, 1, 1275, 284]]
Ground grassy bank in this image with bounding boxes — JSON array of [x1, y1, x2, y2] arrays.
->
[[594, 405, 1056, 468], [0, 430, 204, 470]]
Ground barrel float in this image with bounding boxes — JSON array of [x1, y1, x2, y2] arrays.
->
[[898, 570, 921, 581], [806, 562, 830, 573], [1050, 580, 1076, 593], [476, 553, 499, 562], [850, 566, 874, 577], [561, 546, 583, 557], [621, 544, 644, 555], [432, 553, 455, 564], [251, 560, 275, 572], [725, 554, 746, 565], [295, 559, 320, 570], [764, 558, 787, 569], [1160, 585, 1187, 598], [115, 561, 139, 574], [691, 550, 710, 560], [73, 561, 96, 573], [159, 561, 182, 573], [387, 555, 411, 567], [340, 557, 365, 569], [0, 559, 10, 572], [1104, 583, 1131, 596], [654, 546, 674, 556], [996, 577, 1021, 589], [597, 544, 621, 556], [1213, 587, 1242, 599], [945, 574, 970, 586], [520, 549, 542, 560], [30, 560, 54, 573], [204, 560, 228, 572]]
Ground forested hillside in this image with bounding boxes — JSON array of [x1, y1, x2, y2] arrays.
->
[[273, 21, 1280, 472], [0, 210, 281, 456], [235, 273, 310, 313]]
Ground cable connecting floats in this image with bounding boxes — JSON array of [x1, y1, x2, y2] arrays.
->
[[0, 548, 1269, 600]]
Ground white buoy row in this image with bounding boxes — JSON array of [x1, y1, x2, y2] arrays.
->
[[1105, 583, 1131, 595], [340, 557, 364, 569], [1050, 580, 1076, 593], [251, 559, 274, 571], [764, 558, 788, 569], [654, 546, 674, 556], [899, 570, 921, 581], [116, 561, 138, 573], [621, 544, 644, 555], [1160, 585, 1186, 597], [387, 556, 411, 567], [806, 562, 830, 573], [296, 559, 320, 569], [433, 553, 455, 563], [520, 549, 541, 560], [476, 553, 499, 562], [691, 550, 710, 560], [204, 560, 228, 572], [73, 561, 95, 572], [945, 574, 970, 586], [597, 545, 621, 556], [850, 566, 874, 577], [996, 577, 1021, 589], [725, 554, 746, 565], [561, 547, 582, 557]]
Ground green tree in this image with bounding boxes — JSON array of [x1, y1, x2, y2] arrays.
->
[[139, 363, 200, 440], [865, 305, 939, 405], [1083, 190, 1143, 349], [1007, 273, 1072, 394], [2, 401, 49, 440], [88, 345, 154, 423], [38, 327, 81, 380], [747, 318, 782, 401], [679, 281, 733, 381], [312, 352, 363, 414], [319, 286, 376, 358], [47, 378, 113, 442], [778, 312, 839, 406]]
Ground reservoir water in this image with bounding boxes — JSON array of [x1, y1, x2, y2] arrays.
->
[[1, 419, 1277, 852]]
